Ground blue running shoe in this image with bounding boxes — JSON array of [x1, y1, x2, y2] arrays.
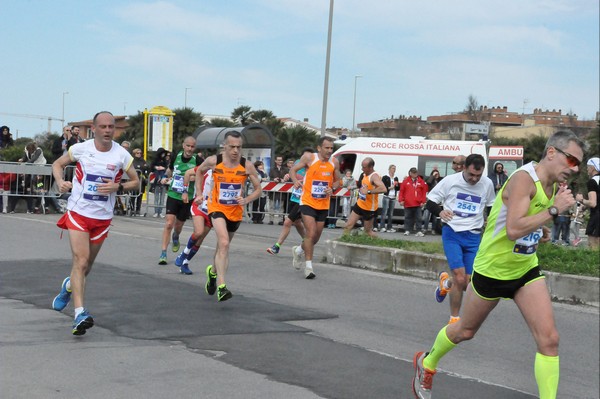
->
[[72, 309, 94, 336], [174, 251, 186, 267], [52, 277, 71, 311], [180, 263, 193, 275]]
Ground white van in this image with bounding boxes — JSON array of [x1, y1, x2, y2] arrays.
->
[[333, 137, 523, 180], [332, 137, 523, 227]]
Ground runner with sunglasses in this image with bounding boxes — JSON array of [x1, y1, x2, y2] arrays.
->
[[412, 130, 585, 399]]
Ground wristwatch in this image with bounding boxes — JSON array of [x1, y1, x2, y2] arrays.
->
[[548, 206, 559, 218], [367, 190, 371, 194]]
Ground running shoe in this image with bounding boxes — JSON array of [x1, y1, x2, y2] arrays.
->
[[205, 265, 217, 295], [572, 238, 582, 247], [266, 244, 280, 255], [217, 284, 233, 302], [435, 271, 451, 303], [72, 309, 94, 336], [180, 263, 193, 275], [52, 277, 71, 311], [388, 228, 396, 233], [416, 231, 425, 237], [412, 351, 435, 399], [158, 252, 167, 265], [172, 233, 180, 252], [304, 267, 316, 279], [292, 245, 302, 270], [404, 231, 410, 236], [174, 251, 186, 267]]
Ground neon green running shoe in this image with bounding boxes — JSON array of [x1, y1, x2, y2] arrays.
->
[[217, 284, 232, 302], [205, 265, 217, 295]]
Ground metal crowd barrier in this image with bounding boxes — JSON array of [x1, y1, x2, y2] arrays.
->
[[243, 181, 356, 225]]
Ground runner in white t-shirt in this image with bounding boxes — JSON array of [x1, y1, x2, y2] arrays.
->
[[425, 153, 495, 324], [50, 111, 139, 336]]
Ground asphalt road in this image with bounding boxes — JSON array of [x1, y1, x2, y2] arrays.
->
[[1, 213, 598, 399]]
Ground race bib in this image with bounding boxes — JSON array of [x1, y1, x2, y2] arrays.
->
[[218, 182, 242, 205], [171, 174, 185, 193], [452, 193, 481, 217], [311, 180, 328, 199], [513, 228, 542, 255], [83, 174, 110, 202]]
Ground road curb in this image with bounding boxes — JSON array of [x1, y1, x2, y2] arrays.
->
[[326, 240, 599, 307]]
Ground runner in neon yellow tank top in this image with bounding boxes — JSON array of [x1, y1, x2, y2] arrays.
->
[[411, 130, 585, 399]]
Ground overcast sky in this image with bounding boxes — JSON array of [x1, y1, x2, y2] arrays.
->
[[1, 0, 598, 138]]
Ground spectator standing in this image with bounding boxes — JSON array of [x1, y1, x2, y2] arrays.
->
[[67, 126, 85, 149], [251, 160, 269, 224], [576, 157, 600, 249], [0, 125, 14, 148], [398, 167, 427, 236], [150, 148, 169, 217], [551, 200, 571, 246], [130, 148, 149, 216], [378, 164, 400, 232], [422, 169, 442, 234], [341, 169, 357, 220], [570, 201, 585, 247], [120, 141, 131, 152], [0, 171, 16, 213], [52, 126, 71, 160], [451, 155, 466, 173], [268, 155, 289, 225], [488, 162, 508, 194]]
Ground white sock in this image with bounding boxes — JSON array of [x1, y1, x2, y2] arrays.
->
[[305, 260, 313, 270], [74, 307, 84, 318], [295, 246, 304, 256]]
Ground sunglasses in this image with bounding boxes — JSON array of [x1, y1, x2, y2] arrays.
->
[[554, 147, 581, 167]]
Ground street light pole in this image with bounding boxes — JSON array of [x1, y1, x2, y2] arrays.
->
[[320, 0, 334, 137], [185, 87, 191, 108], [352, 75, 362, 135], [62, 91, 69, 126]]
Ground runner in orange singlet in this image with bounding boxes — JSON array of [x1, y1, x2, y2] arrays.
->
[[193, 131, 262, 301], [343, 157, 386, 237], [289, 136, 341, 279]]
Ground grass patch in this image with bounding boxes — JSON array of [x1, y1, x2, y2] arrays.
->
[[338, 234, 599, 278]]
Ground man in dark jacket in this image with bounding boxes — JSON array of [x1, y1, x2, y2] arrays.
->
[[488, 162, 508, 194]]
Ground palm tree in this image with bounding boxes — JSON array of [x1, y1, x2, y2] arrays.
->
[[231, 105, 253, 126], [172, 107, 204, 151], [275, 126, 318, 160], [250, 109, 274, 124], [208, 117, 236, 128]]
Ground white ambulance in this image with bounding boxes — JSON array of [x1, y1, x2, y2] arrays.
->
[[333, 137, 523, 180]]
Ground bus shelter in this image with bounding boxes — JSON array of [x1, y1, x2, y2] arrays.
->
[[193, 123, 275, 175]]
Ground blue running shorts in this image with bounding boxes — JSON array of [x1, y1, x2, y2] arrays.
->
[[441, 225, 482, 275]]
